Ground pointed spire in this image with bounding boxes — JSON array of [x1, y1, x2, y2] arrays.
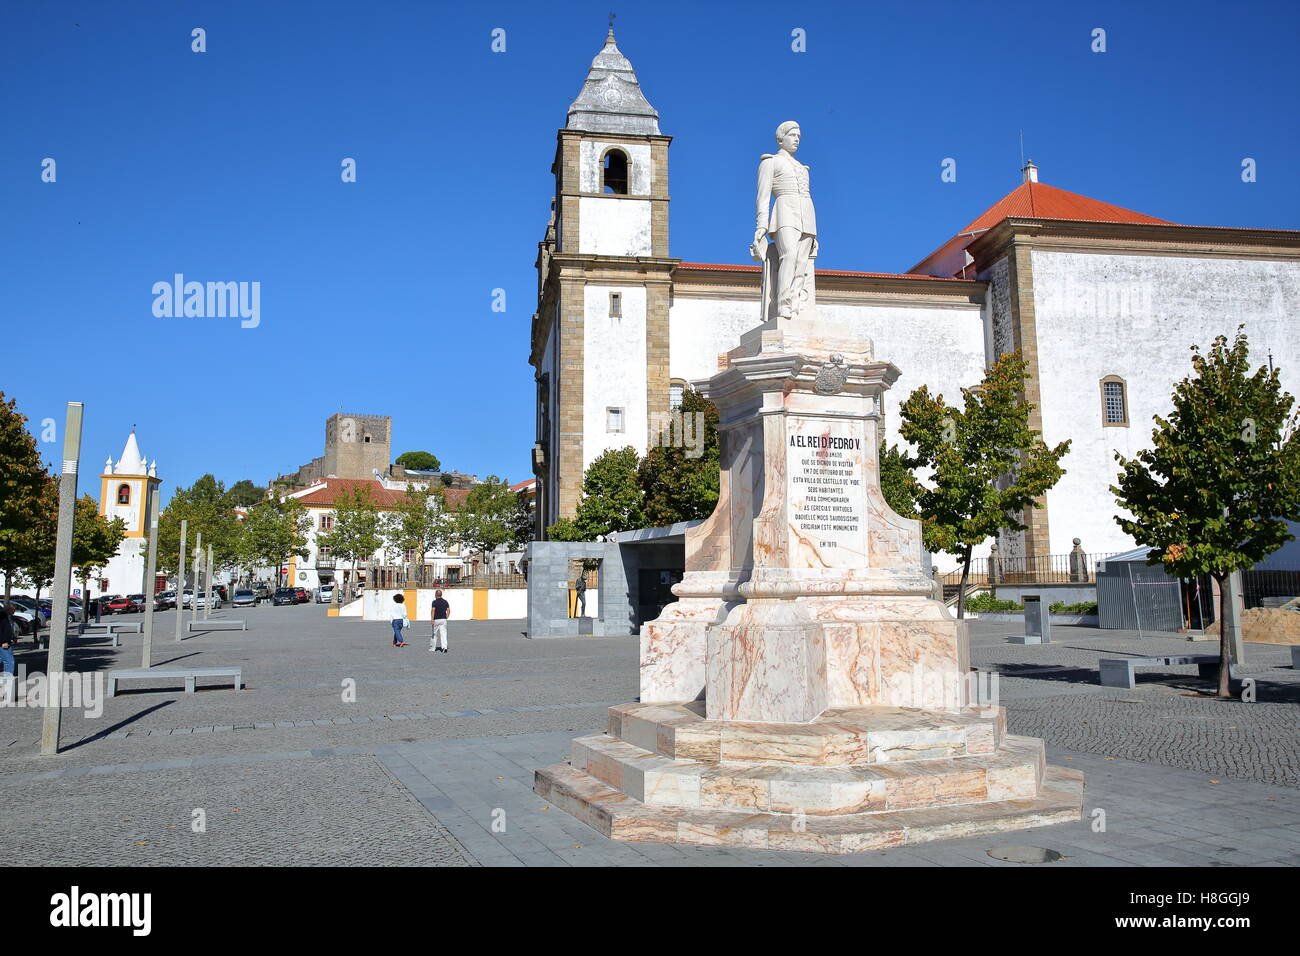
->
[[105, 456, 115, 475], [115, 430, 147, 475], [148, 459, 157, 478], [566, 30, 660, 134]]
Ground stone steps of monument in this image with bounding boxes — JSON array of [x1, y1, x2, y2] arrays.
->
[[572, 731, 1045, 815], [608, 701, 1006, 766], [533, 761, 1085, 855]]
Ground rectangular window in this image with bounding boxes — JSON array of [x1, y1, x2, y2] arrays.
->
[[1103, 381, 1127, 425], [609, 292, 622, 318], [320, 514, 334, 530], [607, 407, 624, 433], [669, 382, 684, 411]]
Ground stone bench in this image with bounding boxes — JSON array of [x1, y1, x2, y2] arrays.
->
[[1099, 654, 1240, 690], [187, 619, 247, 632], [107, 666, 243, 697], [83, 621, 142, 634], [73, 631, 121, 648]]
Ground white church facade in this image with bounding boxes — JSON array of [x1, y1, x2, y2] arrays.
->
[[529, 31, 1300, 567]]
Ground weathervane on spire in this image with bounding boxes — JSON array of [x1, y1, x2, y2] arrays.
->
[[608, 11, 616, 30]]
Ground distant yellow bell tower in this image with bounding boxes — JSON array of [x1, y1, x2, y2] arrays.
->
[[97, 430, 161, 594]]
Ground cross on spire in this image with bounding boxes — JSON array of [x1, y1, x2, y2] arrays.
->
[[608, 11, 616, 29]]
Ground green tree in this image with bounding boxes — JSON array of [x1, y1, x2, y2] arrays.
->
[[898, 351, 1071, 618], [227, 479, 267, 507], [11, 474, 59, 618], [637, 389, 721, 525], [547, 447, 645, 540], [879, 441, 919, 519], [1113, 329, 1300, 697], [317, 486, 383, 571], [157, 474, 240, 576], [72, 495, 126, 625], [383, 483, 451, 563], [0, 393, 51, 600], [453, 476, 529, 571], [396, 451, 441, 472], [237, 496, 311, 587]]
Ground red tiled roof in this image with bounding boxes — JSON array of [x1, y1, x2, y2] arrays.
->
[[509, 478, 536, 493], [958, 181, 1170, 233], [676, 262, 973, 281], [292, 477, 470, 511]]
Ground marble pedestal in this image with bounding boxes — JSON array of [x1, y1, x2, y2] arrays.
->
[[535, 318, 1083, 852]]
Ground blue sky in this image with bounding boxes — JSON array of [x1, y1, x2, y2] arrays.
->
[[4, 0, 1297, 503]]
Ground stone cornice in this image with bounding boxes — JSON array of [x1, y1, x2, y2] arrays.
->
[[970, 218, 1300, 269], [672, 264, 987, 308]]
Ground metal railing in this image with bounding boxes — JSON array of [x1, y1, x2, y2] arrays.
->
[[938, 551, 1119, 587], [1242, 569, 1300, 610], [364, 566, 529, 590]]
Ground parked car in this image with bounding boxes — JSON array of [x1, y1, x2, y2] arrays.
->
[[45, 599, 83, 623], [154, 590, 177, 611], [315, 584, 335, 604], [253, 584, 272, 603], [192, 591, 223, 610], [273, 587, 298, 606], [293, 587, 310, 604], [104, 596, 131, 615], [125, 594, 147, 613], [212, 584, 228, 602], [7, 606, 36, 636], [231, 589, 257, 608], [179, 589, 195, 608]]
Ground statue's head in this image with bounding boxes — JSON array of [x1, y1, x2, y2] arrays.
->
[[775, 121, 801, 153]]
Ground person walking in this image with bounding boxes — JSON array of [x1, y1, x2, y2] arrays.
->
[[429, 589, 450, 653], [389, 593, 409, 647], [0, 606, 15, 681]]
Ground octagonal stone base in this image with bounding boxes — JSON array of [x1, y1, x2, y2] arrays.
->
[[534, 702, 1084, 854]]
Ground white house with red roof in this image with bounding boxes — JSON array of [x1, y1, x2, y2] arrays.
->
[[529, 32, 1300, 569]]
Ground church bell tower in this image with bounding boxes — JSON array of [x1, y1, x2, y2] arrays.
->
[[531, 30, 677, 532]]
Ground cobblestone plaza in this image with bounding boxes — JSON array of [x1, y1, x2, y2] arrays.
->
[[1, 606, 1296, 866]]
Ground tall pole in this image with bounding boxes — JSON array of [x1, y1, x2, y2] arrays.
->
[[204, 544, 213, 619], [174, 519, 187, 643], [141, 480, 160, 667], [191, 531, 202, 627], [40, 402, 84, 757]]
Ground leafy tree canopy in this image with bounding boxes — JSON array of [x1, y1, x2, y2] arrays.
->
[[1113, 329, 1300, 696], [898, 350, 1070, 617], [396, 451, 442, 472], [637, 389, 721, 526]]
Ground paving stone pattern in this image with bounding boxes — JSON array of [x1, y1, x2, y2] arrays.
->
[[1, 609, 1296, 865]]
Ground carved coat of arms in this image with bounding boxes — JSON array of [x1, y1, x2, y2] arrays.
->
[[813, 353, 847, 395]]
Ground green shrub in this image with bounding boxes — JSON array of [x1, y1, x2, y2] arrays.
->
[[1049, 601, 1098, 615], [965, 592, 1023, 613]]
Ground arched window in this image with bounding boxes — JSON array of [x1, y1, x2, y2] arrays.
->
[[669, 379, 688, 411], [602, 149, 629, 195], [1100, 376, 1128, 427], [117, 483, 131, 505]]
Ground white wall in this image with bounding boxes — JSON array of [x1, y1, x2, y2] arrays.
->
[[669, 297, 987, 450], [578, 198, 651, 256], [579, 141, 652, 194], [584, 284, 648, 469], [1031, 250, 1300, 556]]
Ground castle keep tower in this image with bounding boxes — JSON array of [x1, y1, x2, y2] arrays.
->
[[323, 413, 391, 480], [530, 30, 678, 534]]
